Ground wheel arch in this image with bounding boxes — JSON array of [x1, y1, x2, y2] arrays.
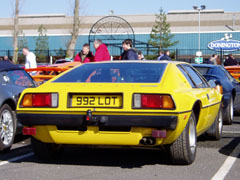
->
[[1, 99, 16, 111], [232, 88, 236, 101], [192, 100, 202, 126]]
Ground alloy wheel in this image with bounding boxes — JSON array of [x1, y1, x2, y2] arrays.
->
[[0, 109, 14, 146]]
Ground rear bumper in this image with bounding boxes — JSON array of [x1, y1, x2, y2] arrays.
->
[[17, 113, 178, 130]]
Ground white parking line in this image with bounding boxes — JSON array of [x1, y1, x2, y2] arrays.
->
[[0, 152, 34, 166], [222, 131, 240, 134], [211, 143, 240, 180]]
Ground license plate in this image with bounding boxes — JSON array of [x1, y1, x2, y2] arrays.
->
[[71, 94, 122, 108]]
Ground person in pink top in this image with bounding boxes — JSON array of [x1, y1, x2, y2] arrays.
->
[[74, 43, 94, 63], [93, 39, 110, 62]]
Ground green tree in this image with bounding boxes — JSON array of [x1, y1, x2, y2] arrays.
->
[[18, 32, 28, 64], [18, 33, 28, 50], [56, 48, 66, 58], [148, 8, 178, 54], [35, 25, 49, 62]]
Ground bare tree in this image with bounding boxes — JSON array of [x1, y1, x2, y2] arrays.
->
[[12, 0, 19, 64], [66, 0, 80, 58]]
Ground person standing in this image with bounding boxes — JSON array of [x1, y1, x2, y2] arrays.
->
[[121, 39, 138, 60], [210, 54, 218, 65], [3, 56, 11, 62], [74, 43, 94, 63], [22, 47, 37, 69], [137, 50, 145, 60], [157, 50, 164, 60], [93, 39, 110, 62], [224, 54, 238, 66], [159, 50, 171, 60]]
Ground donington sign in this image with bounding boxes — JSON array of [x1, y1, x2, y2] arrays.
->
[[208, 33, 240, 51]]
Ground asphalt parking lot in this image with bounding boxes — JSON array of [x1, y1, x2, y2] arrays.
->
[[0, 117, 239, 180]]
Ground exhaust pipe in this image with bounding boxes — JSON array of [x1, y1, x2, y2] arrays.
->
[[146, 138, 155, 145], [140, 137, 147, 145], [140, 137, 156, 145]]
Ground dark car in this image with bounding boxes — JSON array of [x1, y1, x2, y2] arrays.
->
[[0, 61, 36, 151], [192, 64, 240, 125]]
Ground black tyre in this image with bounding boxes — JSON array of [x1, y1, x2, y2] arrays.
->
[[224, 97, 233, 125], [206, 107, 223, 140], [31, 137, 61, 160], [169, 112, 197, 165], [0, 104, 17, 151]]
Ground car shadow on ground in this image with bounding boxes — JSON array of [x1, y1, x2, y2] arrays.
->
[[0, 144, 32, 161], [218, 137, 240, 159], [14, 134, 30, 144], [232, 120, 240, 125], [12, 146, 173, 168]]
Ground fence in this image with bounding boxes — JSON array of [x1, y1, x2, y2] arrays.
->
[[1, 48, 240, 64]]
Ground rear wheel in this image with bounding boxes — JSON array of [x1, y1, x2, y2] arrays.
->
[[31, 137, 61, 160], [0, 104, 16, 151], [169, 112, 197, 165], [206, 107, 223, 140], [224, 97, 233, 125]]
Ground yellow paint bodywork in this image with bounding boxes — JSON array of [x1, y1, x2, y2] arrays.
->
[[17, 61, 222, 147]]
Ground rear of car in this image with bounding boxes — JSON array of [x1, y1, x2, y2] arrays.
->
[[0, 61, 36, 151], [17, 61, 222, 164], [18, 62, 179, 144]]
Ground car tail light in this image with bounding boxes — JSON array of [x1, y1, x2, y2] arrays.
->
[[133, 94, 175, 109], [215, 85, 223, 94], [20, 93, 58, 107]]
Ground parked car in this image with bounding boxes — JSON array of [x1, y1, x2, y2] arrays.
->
[[54, 58, 73, 64], [17, 61, 222, 165], [0, 61, 36, 151], [192, 64, 240, 125]]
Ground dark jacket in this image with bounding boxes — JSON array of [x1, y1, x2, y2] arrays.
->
[[224, 57, 238, 66], [74, 51, 94, 63], [94, 44, 110, 62], [160, 55, 171, 60], [121, 48, 138, 60], [204, 59, 214, 64]]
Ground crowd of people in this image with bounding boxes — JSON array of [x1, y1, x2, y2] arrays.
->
[[74, 39, 140, 63], [0, 38, 239, 68], [203, 53, 238, 66], [73, 39, 173, 63]]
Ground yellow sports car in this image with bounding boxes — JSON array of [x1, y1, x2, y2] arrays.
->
[[17, 61, 223, 165]]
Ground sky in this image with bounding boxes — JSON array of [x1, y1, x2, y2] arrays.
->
[[0, 0, 239, 18]]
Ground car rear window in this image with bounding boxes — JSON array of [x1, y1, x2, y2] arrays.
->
[[53, 62, 167, 83], [193, 67, 211, 75], [7, 70, 35, 87]]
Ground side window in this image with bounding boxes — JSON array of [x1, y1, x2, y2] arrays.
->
[[177, 65, 195, 87], [183, 65, 208, 88], [212, 67, 229, 80], [220, 66, 235, 82], [7, 70, 34, 87]]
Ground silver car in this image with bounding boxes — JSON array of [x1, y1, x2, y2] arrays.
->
[[0, 61, 36, 151]]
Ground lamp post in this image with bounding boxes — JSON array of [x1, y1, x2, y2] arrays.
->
[[193, 5, 206, 56]]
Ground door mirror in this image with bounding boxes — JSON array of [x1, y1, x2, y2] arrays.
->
[[3, 75, 10, 83], [208, 79, 216, 88]]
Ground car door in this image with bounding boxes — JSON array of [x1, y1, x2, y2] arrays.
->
[[179, 64, 219, 132]]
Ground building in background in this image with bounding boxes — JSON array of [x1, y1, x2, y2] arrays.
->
[[0, 9, 239, 62]]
